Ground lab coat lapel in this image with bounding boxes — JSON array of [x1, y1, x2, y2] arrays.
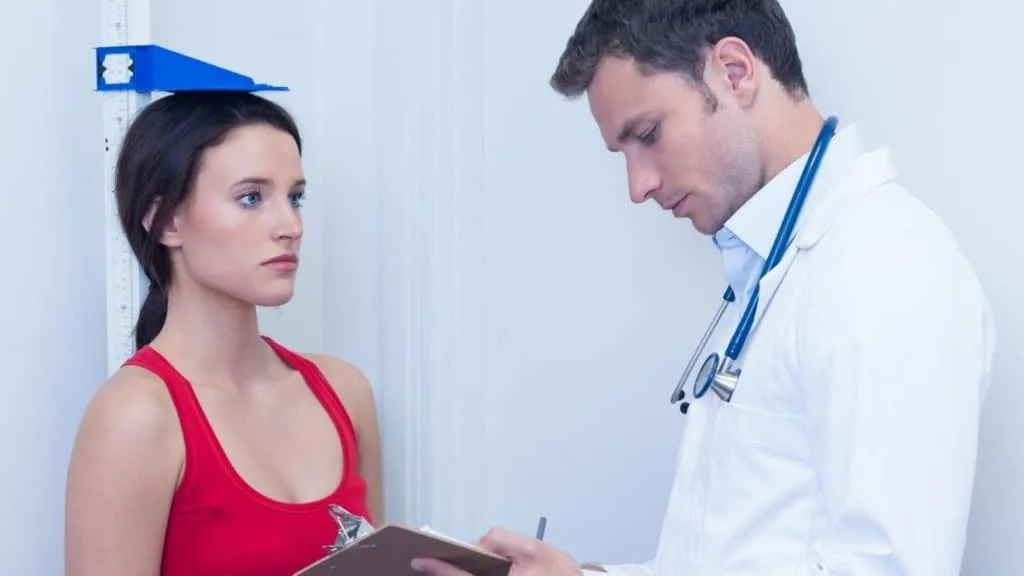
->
[[750, 148, 899, 330], [751, 247, 798, 328]]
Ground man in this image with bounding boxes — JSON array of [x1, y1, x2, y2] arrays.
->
[[412, 0, 996, 574]]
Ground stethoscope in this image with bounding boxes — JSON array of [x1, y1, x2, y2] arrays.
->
[[670, 115, 839, 415]]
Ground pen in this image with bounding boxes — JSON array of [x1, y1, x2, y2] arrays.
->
[[535, 515, 547, 541]]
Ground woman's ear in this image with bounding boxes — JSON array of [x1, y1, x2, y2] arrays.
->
[[142, 198, 159, 234], [143, 198, 183, 248]]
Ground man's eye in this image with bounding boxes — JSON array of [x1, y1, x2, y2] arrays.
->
[[638, 125, 659, 145]]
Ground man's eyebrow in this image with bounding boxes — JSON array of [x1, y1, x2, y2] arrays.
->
[[608, 114, 649, 152]]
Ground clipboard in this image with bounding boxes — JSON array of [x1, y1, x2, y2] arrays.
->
[[293, 524, 512, 576]]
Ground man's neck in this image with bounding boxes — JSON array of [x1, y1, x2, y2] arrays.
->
[[757, 100, 825, 188]]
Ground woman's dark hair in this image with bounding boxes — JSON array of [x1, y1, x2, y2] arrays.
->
[[115, 90, 303, 350]]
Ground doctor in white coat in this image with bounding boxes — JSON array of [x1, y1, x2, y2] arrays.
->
[[411, 1, 996, 575]]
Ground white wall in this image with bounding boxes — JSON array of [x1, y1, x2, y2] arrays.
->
[[1, 0, 1019, 574], [0, 1, 105, 573]]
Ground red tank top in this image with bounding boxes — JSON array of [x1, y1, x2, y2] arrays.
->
[[124, 336, 372, 576]]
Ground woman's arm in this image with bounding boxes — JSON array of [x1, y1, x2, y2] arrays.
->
[[311, 355, 385, 525], [65, 367, 183, 576]]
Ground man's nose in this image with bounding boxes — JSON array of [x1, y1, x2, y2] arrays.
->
[[627, 161, 661, 204]]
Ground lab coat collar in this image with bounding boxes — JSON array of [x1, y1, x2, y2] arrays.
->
[[713, 122, 869, 262], [750, 130, 901, 332]]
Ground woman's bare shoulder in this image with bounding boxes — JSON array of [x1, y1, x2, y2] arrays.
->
[[65, 365, 184, 574], [69, 365, 184, 481], [78, 365, 179, 440], [303, 354, 377, 422]]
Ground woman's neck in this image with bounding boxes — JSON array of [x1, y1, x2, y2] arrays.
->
[[153, 283, 275, 389]]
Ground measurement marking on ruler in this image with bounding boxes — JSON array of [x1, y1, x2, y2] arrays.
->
[[102, 0, 151, 376]]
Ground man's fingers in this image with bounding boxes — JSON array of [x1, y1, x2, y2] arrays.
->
[[414, 527, 538, 573], [410, 557, 472, 575], [476, 526, 543, 560]]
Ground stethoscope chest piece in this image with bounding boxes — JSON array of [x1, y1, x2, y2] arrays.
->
[[694, 352, 740, 403], [694, 352, 720, 399]]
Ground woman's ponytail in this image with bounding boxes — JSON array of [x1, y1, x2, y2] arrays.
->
[[134, 283, 168, 350]]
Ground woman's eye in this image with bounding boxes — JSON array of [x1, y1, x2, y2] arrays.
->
[[238, 191, 262, 208], [290, 190, 306, 209]]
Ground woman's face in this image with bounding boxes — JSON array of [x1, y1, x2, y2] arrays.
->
[[161, 122, 306, 307]]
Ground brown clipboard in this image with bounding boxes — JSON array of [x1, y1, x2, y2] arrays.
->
[[293, 524, 512, 576]]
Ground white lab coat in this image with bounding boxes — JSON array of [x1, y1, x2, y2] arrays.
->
[[594, 124, 996, 576]]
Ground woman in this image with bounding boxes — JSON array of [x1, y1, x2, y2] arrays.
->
[[64, 91, 383, 575]]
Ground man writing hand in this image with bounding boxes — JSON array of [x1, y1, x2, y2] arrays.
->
[[411, 527, 596, 575]]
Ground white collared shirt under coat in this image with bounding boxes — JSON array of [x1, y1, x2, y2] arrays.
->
[[594, 124, 996, 576]]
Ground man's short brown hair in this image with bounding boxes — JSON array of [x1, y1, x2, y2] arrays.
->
[[550, 0, 810, 100]]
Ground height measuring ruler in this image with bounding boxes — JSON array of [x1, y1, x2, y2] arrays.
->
[[101, 0, 151, 376]]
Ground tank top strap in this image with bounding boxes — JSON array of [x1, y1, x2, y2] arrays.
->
[[122, 347, 221, 487], [261, 336, 362, 477]]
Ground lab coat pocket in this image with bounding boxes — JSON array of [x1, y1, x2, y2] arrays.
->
[[717, 402, 807, 464], [704, 402, 816, 569]]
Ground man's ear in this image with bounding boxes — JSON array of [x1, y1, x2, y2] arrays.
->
[[709, 36, 759, 108], [142, 198, 184, 248]]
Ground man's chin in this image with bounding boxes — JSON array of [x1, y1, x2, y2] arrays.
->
[[687, 215, 723, 236]]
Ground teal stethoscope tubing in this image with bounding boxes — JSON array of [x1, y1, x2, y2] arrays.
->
[[671, 115, 839, 412]]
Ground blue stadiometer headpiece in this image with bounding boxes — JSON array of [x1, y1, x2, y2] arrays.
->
[[94, 44, 289, 93]]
